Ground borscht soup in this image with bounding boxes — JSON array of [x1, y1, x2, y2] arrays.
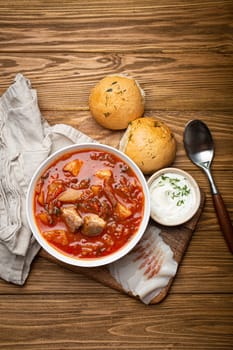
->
[[33, 147, 145, 260]]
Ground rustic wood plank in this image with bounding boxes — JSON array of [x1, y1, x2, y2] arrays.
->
[[0, 294, 232, 350], [0, 0, 232, 53], [0, 1, 232, 349], [0, 52, 232, 110]]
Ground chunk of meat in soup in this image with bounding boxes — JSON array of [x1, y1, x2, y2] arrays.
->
[[82, 214, 106, 236], [61, 206, 83, 232]]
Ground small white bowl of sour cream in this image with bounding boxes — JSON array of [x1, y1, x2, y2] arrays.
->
[[147, 168, 201, 226]]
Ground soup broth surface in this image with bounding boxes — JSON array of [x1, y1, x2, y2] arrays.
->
[[34, 149, 144, 259]]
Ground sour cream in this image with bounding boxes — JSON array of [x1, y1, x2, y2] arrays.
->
[[148, 168, 201, 226]]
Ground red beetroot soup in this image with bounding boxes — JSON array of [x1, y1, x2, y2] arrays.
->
[[34, 148, 144, 259]]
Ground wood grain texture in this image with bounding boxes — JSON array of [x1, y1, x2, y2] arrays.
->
[[0, 295, 232, 350], [0, 0, 232, 53], [0, 53, 232, 110], [0, 0, 232, 349]]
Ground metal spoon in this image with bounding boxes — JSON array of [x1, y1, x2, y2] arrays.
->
[[183, 119, 233, 254]]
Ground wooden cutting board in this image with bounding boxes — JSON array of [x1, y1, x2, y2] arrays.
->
[[40, 190, 205, 304]]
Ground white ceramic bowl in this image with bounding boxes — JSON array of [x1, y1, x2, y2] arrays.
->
[[26, 143, 150, 267], [147, 167, 201, 226]]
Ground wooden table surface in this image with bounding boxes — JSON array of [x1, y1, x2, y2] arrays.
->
[[0, 1, 233, 349]]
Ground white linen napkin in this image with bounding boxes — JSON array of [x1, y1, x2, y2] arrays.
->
[[0, 74, 94, 285], [0, 74, 177, 304]]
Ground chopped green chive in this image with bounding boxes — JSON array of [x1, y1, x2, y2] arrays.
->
[[158, 175, 191, 206]]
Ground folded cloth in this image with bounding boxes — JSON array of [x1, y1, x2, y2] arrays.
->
[[0, 74, 94, 285], [0, 74, 178, 305]]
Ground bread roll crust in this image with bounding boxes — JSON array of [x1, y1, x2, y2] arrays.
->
[[89, 75, 145, 130], [119, 117, 176, 174]]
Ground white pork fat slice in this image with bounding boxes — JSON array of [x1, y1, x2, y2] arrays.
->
[[108, 225, 178, 304]]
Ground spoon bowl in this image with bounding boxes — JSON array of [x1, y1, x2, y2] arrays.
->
[[184, 120, 233, 254]]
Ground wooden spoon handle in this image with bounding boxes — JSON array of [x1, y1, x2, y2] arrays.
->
[[213, 193, 233, 254]]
